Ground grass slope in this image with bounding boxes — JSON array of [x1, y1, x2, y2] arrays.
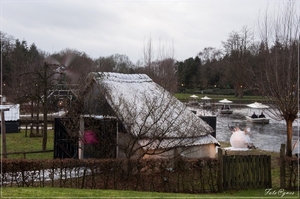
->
[[0, 130, 54, 159], [2, 187, 297, 198]]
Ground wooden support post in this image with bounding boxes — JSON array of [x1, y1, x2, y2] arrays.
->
[[78, 115, 84, 159], [217, 147, 223, 192], [1, 108, 9, 158], [116, 121, 119, 159], [280, 144, 286, 189]]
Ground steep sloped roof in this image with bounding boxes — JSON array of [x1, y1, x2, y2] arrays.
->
[[88, 72, 218, 146]]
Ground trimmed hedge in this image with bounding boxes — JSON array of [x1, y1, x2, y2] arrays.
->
[[285, 157, 299, 190], [1, 158, 219, 193]]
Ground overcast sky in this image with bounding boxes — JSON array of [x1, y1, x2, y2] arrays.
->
[[1, 0, 294, 63]]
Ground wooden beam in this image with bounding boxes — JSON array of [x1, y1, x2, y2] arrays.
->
[[1, 108, 10, 159]]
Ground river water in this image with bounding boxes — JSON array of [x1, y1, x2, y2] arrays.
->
[[189, 105, 300, 154], [214, 107, 300, 154]]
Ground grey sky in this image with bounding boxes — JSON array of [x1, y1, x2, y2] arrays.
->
[[0, 0, 289, 63]]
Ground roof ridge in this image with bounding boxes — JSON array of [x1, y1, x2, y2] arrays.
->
[[96, 72, 152, 83]]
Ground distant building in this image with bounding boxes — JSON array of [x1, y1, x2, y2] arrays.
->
[[0, 104, 20, 133]]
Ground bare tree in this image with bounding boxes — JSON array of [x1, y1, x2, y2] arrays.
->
[[94, 54, 135, 74], [222, 26, 255, 98], [256, 1, 299, 157], [8, 45, 58, 149], [198, 47, 223, 65], [197, 48, 225, 89], [7, 41, 48, 137], [141, 38, 177, 92]]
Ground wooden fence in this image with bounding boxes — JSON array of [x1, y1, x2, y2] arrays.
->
[[1, 148, 273, 192], [218, 148, 272, 191], [0, 150, 54, 159]]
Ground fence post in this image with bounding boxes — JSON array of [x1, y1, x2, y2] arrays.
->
[[217, 147, 223, 192], [280, 144, 286, 189]]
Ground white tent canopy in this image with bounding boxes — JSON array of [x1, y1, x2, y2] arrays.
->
[[190, 95, 198, 98], [201, 96, 211, 100], [219, 99, 232, 103], [247, 102, 269, 109]]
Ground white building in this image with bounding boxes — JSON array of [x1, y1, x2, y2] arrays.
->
[[0, 104, 20, 133]]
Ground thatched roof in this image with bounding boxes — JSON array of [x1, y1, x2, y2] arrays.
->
[[86, 72, 219, 147]]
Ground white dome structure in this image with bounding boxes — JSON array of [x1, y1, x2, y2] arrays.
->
[[229, 127, 256, 149]]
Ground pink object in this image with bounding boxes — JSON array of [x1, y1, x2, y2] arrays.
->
[[83, 131, 99, 144]]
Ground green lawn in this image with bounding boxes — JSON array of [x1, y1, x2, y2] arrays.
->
[[0, 130, 54, 159], [2, 187, 297, 198]]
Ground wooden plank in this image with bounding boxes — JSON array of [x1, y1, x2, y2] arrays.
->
[[253, 155, 257, 187], [246, 155, 251, 187], [236, 156, 241, 189], [246, 156, 249, 187], [256, 155, 260, 187], [223, 155, 229, 190], [236, 156, 239, 188], [217, 148, 223, 192], [227, 156, 231, 189], [242, 155, 247, 188], [232, 156, 235, 189], [223, 156, 228, 190], [231, 156, 236, 189], [263, 155, 268, 187]]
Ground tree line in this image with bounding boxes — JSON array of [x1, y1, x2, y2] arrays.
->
[[1, 25, 296, 100]]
